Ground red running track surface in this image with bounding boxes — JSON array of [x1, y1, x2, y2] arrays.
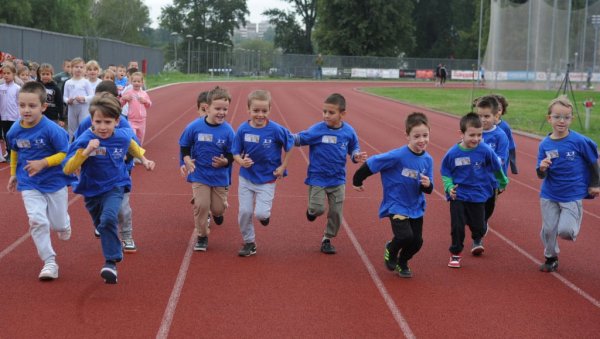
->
[[0, 81, 599, 338]]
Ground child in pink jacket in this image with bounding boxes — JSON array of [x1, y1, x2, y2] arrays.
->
[[120, 72, 151, 144]]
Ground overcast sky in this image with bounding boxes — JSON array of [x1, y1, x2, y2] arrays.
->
[[144, 0, 292, 28]]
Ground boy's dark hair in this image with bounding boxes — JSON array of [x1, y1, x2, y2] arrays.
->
[[460, 112, 483, 133], [492, 94, 508, 115], [405, 112, 429, 134], [89, 92, 121, 119], [207, 86, 231, 105], [20, 81, 47, 104], [127, 68, 139, 76], [475, 95, 499, 114], [95, 80, 119, 97], [37, 63, 54, 80], [325, 93, 346, 111], [197, 91, 209, 108]]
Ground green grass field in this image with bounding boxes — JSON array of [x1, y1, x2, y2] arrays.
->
[[363, 87, 600, 144]]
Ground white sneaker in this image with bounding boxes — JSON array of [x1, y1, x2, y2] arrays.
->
[[57, 225, 71, 241], [0, 153, 5, 163], [39, 262, 59, 280]]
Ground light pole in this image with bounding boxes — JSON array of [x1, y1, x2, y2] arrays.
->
[[204, 39, 211, 73], [186, 34, 193, 74], [592, 15, 600, 73], [196, 36, 202, 74], [170, 32, 178, 70]]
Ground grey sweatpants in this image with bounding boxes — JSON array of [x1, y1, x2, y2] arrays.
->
[[238, 176, 276, 243], [540, 198, 583, 258], [118, 192, 133, 240]]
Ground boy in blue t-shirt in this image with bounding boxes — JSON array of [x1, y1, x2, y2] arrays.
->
[[180, 87, 235, 252], [294, 93, 367, 254], [440, 113, 508, 268], [232, 90, 294, 257], [536, 96, 599, 272], [493, 94, 518, 174], [6, 82, 75, 281], [64, 93, 155, 284], [352, 112, 433, 278], [476, 96, 509, 232]]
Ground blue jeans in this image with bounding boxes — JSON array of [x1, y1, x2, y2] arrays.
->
[[85, 187, 125, 262]]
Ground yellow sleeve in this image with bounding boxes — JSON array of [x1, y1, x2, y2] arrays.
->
[[128, 140, 146, 158], [10, 151, 18, 176], [44, 152, 66, 167], [63, 149, 88, 175]]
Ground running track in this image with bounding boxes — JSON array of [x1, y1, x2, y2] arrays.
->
[[0, 81, 599, 338]]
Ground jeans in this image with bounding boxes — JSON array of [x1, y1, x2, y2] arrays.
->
[[85, 187, 125, 262]]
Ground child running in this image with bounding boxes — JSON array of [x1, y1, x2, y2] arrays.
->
[[352, 112, 433, 277], [64, 93, 155, 284], [493, 94, 518, 174], [440, 113, 508, 268], [232, 90, 294, 257], [6, 81, 74, 280], [294, 93, 367, 254], [179, 87, 234, 252], [536, 96, 599, 272]]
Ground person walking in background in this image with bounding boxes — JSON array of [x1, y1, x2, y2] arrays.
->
[[315, 54, 324, 80]]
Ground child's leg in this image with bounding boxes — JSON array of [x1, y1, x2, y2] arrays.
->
[[398, 217, 424, 264], [67, 106, 78, 140], [22, 190, 56, 262], [118, 192, 133, 240], [465, 202, 486, 240], [238, 177, 257, 243], [307, 185, 326, 217], [46, 187, 70, 233], [324, 184, 345, 238], [540, 198, 561, 258], [253, 182, 276, 221], [449, 200, 467, 254], [388, 215, 413, 261], [1, 121, 14, 158], [509, 148, 518, 174], [556, 200, 583, 241], [85, 187, 125, 262], [209, 186, 229, 218], [137, 122, 146, 145], [192, 183, 212, 237], [484, 192, 497, 223], [76, 105, 88, 131]]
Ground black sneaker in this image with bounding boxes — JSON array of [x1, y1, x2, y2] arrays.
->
[[396, 261, 412, 278], [306, 210, 317, 222], [384, 241, 397, 271], [259, 218, 270, 226], [540, 257, 558, 272], [238, 242, 257, 257], [94, 228, 100, 239], [320, 239, 336, 254], [194, 236, 208, 252], [100, 263, 118, 284], [471, 238, 484, 256], [213, 215, 224, 225]]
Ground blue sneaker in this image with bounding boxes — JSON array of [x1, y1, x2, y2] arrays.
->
[[100, 263, 118, 284]]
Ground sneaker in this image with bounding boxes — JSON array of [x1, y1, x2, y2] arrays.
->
[[238, 242, 257, 257], [100, 263, 118, 284], [122, 239, 137, 253], [194, 236, 208, 252], [259, 217, 270, 226], [471, 239, 485, 256], [396, 263, 413, 278], [448, 255, 462, 268], [57, 225, 71, 241], [539, 257, 559, 272], [213, 215, 224, 225], [94, 228, 100, 239], [320, 239, 336, 254], [39, 262, 59, 281], [306, 210, 317, 222], [384, 241, 397, 271], [0, 154, 5, 163]]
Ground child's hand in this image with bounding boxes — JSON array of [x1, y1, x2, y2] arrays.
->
[[239, 154, 254, 168], [122, 95, 132, 102], [419, 174, 431, 188], [76, 96, 85, 103], [58, 120, 65, 127], [273, 165, 285, 179], [352, 185, 365, 192], [448, 184, 458, 200], [354, 151, 368, 163], [539, 156, 552, 172], [142, 158, 155, 171], [24, 159, 48, 177], [588, 186, 600, 197], [83, 139, 100, 156], [7, 176, 17, 192], [184, 157, 196, 173], [179, 164, 188, 177], [212, 154, 228, 168]]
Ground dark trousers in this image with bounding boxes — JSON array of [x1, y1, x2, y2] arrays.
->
[[509, 149, 518, 174], [449, 200, 485, 254], [484, 192, 497, 223], [85, 186, 125, 263], [388, 216, 423, 264], [1, 120, 15, 157]]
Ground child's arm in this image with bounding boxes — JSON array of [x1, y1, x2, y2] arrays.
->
[[63, 140, 100, 174], [494, 170, 509, 192], [128, 140, 155, 171], [273, 148, 293, 178], [588, 161, 600, 197], [442, 176, 458, 200], [537, 156, 552, 179], [23, 152, 66, 177], [7, 151, 18, 192], [233, 153, 254, 168], [352, 162, 374, 191], [140, 92, 152, 108]]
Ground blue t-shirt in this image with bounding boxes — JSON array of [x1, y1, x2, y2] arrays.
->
[[537, 130, 598, 202], [367, 146, 434, 219], [65, 128, 135, 197], [497, 120, 516, 151], [7, 116, 75, 193], [231, 120, 294, 184], [179, 117, 235, 187], [294, 121, 361, 187], [482, 125, 509, 180], [440, 142, 503, 203]]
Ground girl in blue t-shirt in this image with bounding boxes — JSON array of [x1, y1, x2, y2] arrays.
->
[[536, 96, 600, 273], [64, 93, 155, 284], [493, 94, 518, 174], [179, 87, 235, 252], [353, 112, 433, 278]]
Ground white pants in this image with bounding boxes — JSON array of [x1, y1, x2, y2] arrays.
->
[[68, 104, 90, 140], [22, 187, 70, 262], [238, 176, 276, 243], [540, 198, 583, 258]]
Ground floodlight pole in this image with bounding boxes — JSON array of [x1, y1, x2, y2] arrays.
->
[[592, 15, 600, 74], [477, 0, 483, 83], [186, 34, 193, 74], [170, 32, 179, 70]]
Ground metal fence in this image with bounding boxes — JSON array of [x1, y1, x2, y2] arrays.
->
[[0, 23, 164, 74]]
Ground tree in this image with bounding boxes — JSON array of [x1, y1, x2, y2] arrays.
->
[[0, 0, 33, 27], [314, 0, 415, 56], [92, 0, 151, 45], [264, 0, 316, 54]]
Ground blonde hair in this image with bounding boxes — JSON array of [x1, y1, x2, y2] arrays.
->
[[130, 71, 144, 81], [102, 69, 115, 81], [71, 57, 85, 67], [2, 64, 16, 74], [17, 65, 30, 76], [247, 90, 271, 108], [547, 95, 573, 115], [86, 60, 101, 71]]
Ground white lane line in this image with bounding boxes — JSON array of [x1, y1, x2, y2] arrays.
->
[[272, 95, 415, 338]]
